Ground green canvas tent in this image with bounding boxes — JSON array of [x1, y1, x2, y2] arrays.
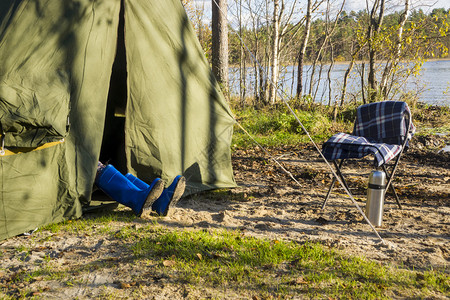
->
[[0, 0, 236, 240]]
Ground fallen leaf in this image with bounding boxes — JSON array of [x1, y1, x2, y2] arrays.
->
[[196, 253, 202, 260], [163, 260, 176, 267], [295, 277, 308, 284], [120, 282, 131, 289]]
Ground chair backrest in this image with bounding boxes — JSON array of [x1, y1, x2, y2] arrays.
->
[[352, 101, 415, 145]]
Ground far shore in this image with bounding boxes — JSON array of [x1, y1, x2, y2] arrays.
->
[[229, 57, 450, 68], [315, 57, 450, 66]]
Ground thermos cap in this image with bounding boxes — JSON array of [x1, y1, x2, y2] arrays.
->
[[369, 171, 386, 186]]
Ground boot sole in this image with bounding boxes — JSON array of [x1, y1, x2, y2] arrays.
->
[[140, 180, 164, 218], [162, 176, 186, 216]]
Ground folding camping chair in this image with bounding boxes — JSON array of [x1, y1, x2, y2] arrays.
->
[[321, 101, 415, 210]]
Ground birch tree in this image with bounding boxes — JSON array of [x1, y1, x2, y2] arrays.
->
[[379, 0, 410, 97], [268, 0, 281, 104], [267, 0, 312, 104]]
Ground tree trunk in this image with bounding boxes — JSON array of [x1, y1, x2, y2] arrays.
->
[[296, 0, 312, 99], [340, 59, 354, 106], [361, 61, 366, 104], [238, 0, 246, 106], [268, 0, 280, 104], [253, 40, 260, 104], [380, 0, 410, 97], [367, 0, 385, 102], [248, 2, 260, 105], [327, 40, 335, 106], [211, 0, 229, 95]]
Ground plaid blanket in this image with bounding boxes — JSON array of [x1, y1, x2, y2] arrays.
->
[[322, 101, 414, 166], [353, 101, 415, 145], [322, 133, 402, 166]]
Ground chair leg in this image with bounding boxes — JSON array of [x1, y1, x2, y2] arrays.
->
[[382, 164, 402, 209], [322, 177, 337, 209], [389, 183, 402, 210], [322, 160, 353, 209]]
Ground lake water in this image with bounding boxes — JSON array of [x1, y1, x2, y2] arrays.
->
[[229, 59, 450, 106]]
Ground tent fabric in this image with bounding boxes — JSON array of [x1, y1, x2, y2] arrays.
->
[[124, 0, 236, 193], [0, 0, 236, 241]]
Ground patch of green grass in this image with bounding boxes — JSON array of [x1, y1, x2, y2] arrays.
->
[[40, 219, 91, 234], [421, 270, 450, 294], [416, 125, 450, 136], [14, 244, 30, 253], [3, 221, 448, 299], [39, 212, 138, 235], [231, 100, 450, 149], [232, 105, 352, 148], [125, 228, 449, 299]]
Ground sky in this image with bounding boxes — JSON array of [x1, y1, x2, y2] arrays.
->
[[343, 0, 450, 12], [195, 0, 450, 17], [192, 0, 450, 28]]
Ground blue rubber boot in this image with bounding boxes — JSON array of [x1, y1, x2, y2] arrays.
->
[[125, 173, 151, 189], [152, 175, 186, 216], [124, 174, 169, 217], [96, 165, 164, 217], [126, 174, 185, 216]]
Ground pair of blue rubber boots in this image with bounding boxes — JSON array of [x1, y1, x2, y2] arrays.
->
[[95, 164, 185, 217]]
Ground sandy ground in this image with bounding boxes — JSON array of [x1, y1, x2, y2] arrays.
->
[[165, 134, 449, 271], [0, 134, 448, 299]]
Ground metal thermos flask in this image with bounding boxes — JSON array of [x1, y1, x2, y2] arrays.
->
[[365, 171, 386, 227]]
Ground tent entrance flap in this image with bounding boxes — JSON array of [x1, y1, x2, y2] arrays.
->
[[100, 0, 127, 173]]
